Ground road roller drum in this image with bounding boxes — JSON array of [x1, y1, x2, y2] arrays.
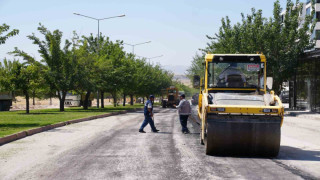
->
[[205, 115, 281, 156]]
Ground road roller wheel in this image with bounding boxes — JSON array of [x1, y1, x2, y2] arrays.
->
[[200, 122, 207, 145], [205, 116, 281, 157], [162, 101, 167, 108], [200, 134, 204, 145]]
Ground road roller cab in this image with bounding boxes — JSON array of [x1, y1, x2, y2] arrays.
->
[[193, 54, 284, 156]]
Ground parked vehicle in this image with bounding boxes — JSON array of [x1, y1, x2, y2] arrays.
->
[[64, 92, 94, 107], [280, 90, 289, 103], [0, 92, 13, 111]]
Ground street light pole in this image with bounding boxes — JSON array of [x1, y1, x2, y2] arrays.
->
[[74, 13, 125, 108], [137, 55, 163, 63], [124, 41, 151, 54]]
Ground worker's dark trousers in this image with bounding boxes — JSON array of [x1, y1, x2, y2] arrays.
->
[[179, 115, 189, 132], [139, 116, 157, 132]]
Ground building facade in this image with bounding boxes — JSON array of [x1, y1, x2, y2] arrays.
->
[[283, 1, 320, 112], [281, 0, 320, 48], [295, 50, 320, 112], [306, 0, 320, 48]]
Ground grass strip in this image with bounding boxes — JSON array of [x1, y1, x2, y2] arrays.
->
[[0, 104, 144, 137]]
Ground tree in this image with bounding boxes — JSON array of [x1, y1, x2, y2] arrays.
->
[[71, 33, 98, 110], [135, 59, 173, 99], [188, 0, 316, 93], [28, 24, 78, 111], [120, 53, 136, 106], [98, 39, 126, 107], [173, 80, 197, 97], [9, 48, 47, 106], [0, 59, 40, 113], [0, 23, 19, 45], [186, 53, 205, 83]]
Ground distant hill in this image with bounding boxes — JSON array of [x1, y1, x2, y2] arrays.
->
[[163, 64, 191, 86], [163, 65, 188, 75], [174, 74, 191, 87]]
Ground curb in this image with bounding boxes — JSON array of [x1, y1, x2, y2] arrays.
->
[[0, 108, 142, 146], [285, 111, 320, 120]]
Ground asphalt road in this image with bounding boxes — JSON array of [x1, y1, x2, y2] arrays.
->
[[0, 106, 319, 180]]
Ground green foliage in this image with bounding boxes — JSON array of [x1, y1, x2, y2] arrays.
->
[[188, 0, 316, 93], [98, 39, 126, 106], [27, 24, 78, 111], [1, 24, 174, 111], [0, 23, 19, 45], [0, 59, 15, 91], [135, 59, 173, 98], [173, 81, 197, 97], [9, 48, 47, 100], [186, 53, 205, 83], [72, 33, 99, 109], [0, 59, 40, 113]]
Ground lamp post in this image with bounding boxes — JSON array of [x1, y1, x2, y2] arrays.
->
[[137, 55, 163, 63], [123, 41, 151, 54], [74, 12, 125, 108]]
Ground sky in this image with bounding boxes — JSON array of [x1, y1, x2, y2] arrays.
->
[[0, 0, 287, 74]]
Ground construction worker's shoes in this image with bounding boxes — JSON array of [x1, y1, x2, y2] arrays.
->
[[183, 130, 190, 134], [139, 130, 146, 133], [152, 129, 160, 133]]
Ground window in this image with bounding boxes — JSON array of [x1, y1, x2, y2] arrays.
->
[[307, 0, 311, 4], [306, 7, 311, 16], [316, 30, 320, 40], [311, 30, 315, 40], [207, 62, 263, 88], [316, 12, 320, 21]]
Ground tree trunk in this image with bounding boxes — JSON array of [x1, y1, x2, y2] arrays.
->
[[50, 97, 52, 105], [96, 91, 99, 108], [59, 91, 66, 112], [25, 91, 29, 114], [130, 94, 134, 105], [101, 91, 104, 108], [142, 97, 145, 104], [123, 94, 126, 106], [32, 90, 35, 106], [112, 93, 117, 107], [83, 91, 91, 110]]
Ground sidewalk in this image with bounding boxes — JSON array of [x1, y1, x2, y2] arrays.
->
[[285, 109, 320, 120]]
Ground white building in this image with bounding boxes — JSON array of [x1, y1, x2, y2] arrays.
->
[[306, 0, 320, 48], [281, 0, 320, 49]]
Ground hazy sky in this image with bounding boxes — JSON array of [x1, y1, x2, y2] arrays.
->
[[0, 0, 287, 73]]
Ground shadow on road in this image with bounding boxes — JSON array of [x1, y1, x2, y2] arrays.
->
[[203, 146, 320, 161], [277, 146, 320, 161], [156, 132, 172, 134]]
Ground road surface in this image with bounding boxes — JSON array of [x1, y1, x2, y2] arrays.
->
[[0, 107, 319, 180]]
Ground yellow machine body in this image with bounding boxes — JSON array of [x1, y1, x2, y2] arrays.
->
[[161, 86, 180, 108], [197, 54, 284, 156]]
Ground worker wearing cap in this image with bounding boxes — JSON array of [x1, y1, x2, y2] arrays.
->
[[174, 94, 191, 134], [139, 95, 160, 133]]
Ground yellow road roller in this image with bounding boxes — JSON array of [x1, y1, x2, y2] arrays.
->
[[193, 54, 284, 156]]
